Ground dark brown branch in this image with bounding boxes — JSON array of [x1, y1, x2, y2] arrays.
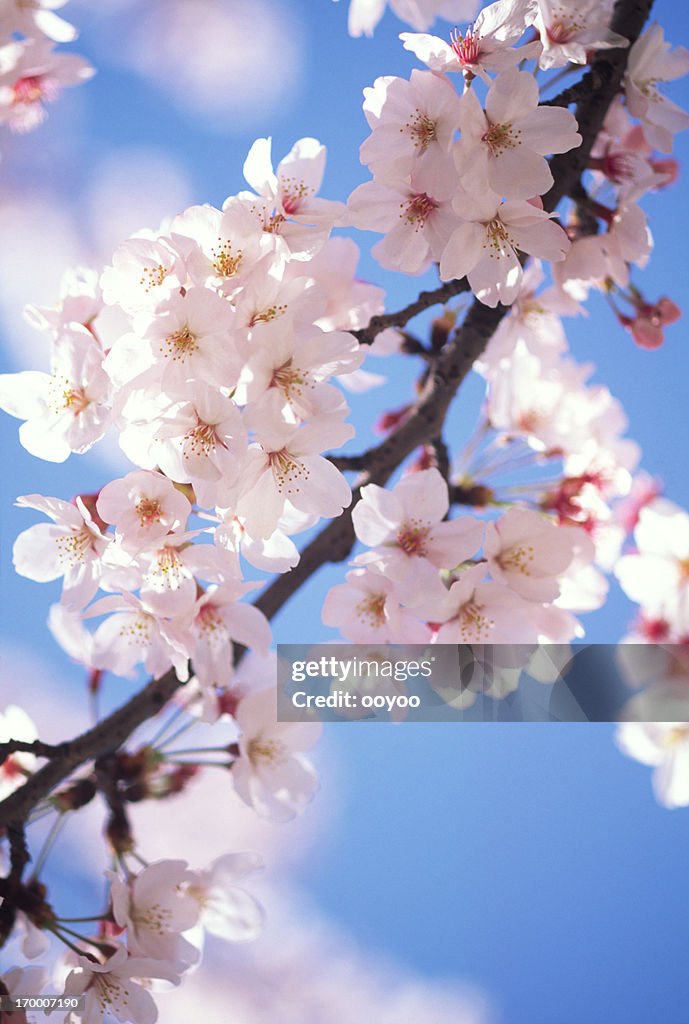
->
[[352, 278, 470, 345], [0, 739, 71, 765], [0, 672, 180, 829]]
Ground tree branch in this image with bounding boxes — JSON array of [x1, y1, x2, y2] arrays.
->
[[0, 672, 180, 829], [352, 278, 470, 345]]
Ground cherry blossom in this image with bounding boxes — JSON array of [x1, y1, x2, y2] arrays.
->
[[530, 0, 628, 70], [430, 564, 539, 644], [63, 945, 179, 1024], [484, 508, 586, 603], [616, 722, 689, 809], [103, 287, 242, 391], [96, 471, 192, 556], [0, 36, 93, 132], [232, 686, 322, 821], [453, 68, 581, 200], [0, 326, 111, 462], [110, 860, 201, 969], [401, 0, 538, 83], [348, 160, 461, 275], [351, 468, 484, 582], [625, 24, 689, 153], [440, 191, 571, 307], [615, 498, 689, 632], [187, 852, 264, 942], [322, 565, 433, 643], [360, 69, 462, 182], [346, 0, 478, 38], [241, 137, 345, 260], [13, 493, 109, 611], [188, 582, 271, 692]]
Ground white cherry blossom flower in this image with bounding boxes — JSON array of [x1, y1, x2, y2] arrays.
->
[[431, 563, 540, 643], [625, 24, 689, 153], [104, 287, 242, 392], [615, 498, 689, 628], [100, 235, 185, 314], [485, 508, 587, 603], [440, 191, 570, 307], [348, 159, 461, 275], [169, 199, 268, 293], [322, 565, 433, 643], [188, 582, 271, 691], [86, 592, 191, 682], [96, 470, 192, 556], [454, 68, 581, 200], [0, 37, 93, 133], [401, 0, 538, 83], [238, 409, 353, 538], [530, 0, 628, 70], [0, 326, 111, 462], [13, 493, 109, 611], [187, 852, 264, 942], [241, 137, 345, 260], [232, 685, 322, 821], [352, 468, 484, 583], [110, 860, 201, 969], [149, 387, 247, 510], [63, 945, 179, 1024], [360, 69, 462, 182], [235, 326, 361, 422], [616, 722, 689, 808]]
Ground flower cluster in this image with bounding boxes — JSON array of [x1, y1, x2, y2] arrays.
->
[[348, 0, 689, 309], [323, 467, 602, 647], [0, 1, 93, 138], [0, 137, 389, 708]]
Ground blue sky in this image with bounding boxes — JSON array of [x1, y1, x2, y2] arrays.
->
[[1, 1, 688, 1020]]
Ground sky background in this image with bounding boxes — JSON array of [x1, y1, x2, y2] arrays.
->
[[1, 1, 688, 1021]]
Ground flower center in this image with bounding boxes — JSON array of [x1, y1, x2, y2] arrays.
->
[[135, 497, 163, 527], [248, 303, 287, 327], [355, 593, 387, 628], [211, 239, 243, 278], [396, 520, 431, 556], [271, 361, 311, 401], [498, 543, 535, 576], [449, 26, 483, 67], [402, 192, 438, 228], [482, 121, 519, 156], [458, 599, 495, 642], [405, 109, 437, 152], [268, 448, 309, 494], [249, 738, 285, 765], [56, 526, 93, 568], [163, 325, 198, 362], [184, 421, 219, 459], [484, 217, 515, 258], [12, 74, 48, 105], [139, 263, 168, 292], [48, 376, 90, 415], [280, 176, 313, 215]]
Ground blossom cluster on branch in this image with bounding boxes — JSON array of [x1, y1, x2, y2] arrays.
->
[[1, 0, 689, 1018]]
